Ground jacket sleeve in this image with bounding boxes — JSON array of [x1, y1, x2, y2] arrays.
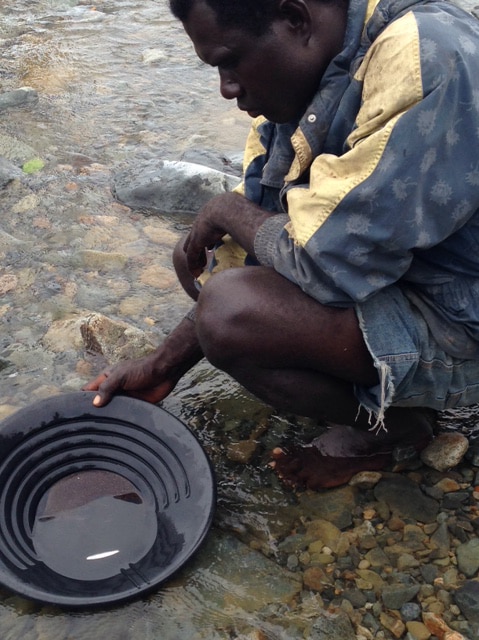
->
[[254, 9, 479, 306]]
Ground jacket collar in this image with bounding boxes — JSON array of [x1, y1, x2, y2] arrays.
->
[[260, 0, 427, 187]]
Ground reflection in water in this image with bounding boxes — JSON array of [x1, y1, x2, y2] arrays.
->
[[32, 471, 158, 581]]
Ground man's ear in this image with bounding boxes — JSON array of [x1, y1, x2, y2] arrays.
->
[[276, 0, 313, 42]]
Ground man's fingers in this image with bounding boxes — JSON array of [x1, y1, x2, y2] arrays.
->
[[82, 372, 108, 392], [83, 371, 116, 406], [186, 245, 207, 277], [93, 393, 104, 406]]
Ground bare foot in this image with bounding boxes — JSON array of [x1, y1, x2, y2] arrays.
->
[[270, 409, 436, 491]]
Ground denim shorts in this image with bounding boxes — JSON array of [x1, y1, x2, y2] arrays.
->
[[354, 285, 479, 423]]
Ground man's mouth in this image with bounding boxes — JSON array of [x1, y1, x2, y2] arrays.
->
[[238, 104, 262, 118]]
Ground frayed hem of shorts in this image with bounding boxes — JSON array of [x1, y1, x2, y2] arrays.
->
[[355, 306, 396, 434]]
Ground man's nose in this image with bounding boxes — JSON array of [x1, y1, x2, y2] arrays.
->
[[218, 69, 243, 100]]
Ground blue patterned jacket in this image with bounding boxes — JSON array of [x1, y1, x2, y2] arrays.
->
[[217, 0, 479, 358]]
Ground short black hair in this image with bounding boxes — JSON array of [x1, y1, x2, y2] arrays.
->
[[169, 0, 278, 35]]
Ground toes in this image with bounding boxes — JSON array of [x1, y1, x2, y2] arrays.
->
[[270, 447, 286, 460]]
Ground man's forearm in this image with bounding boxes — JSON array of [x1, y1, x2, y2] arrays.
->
[[151, 311, 204, 380], [212, 192, 275, 257]]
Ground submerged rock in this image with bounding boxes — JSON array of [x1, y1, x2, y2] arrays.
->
[[0, 157, 23, 188], [0, 132, 37, 165], [42, 313, 155, 363], [0, 87, 39, 112], [112, 159, 241, 214], [421, 432, 469, 472], [309, 609, 356, 640], [79, 312, 156, 362], [373, 474, 439, 523], [454, 580, 479, 624]]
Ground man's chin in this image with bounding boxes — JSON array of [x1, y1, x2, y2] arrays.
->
[[240, 106, 300, 124]]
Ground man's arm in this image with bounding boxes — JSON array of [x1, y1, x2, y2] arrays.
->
[[83, 314, 203, 406], [252, 9, 479, 307], [183, 191, 275, 277], [84, 190, 273, 407]]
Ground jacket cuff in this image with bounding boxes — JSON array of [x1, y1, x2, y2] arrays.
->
[[254, 214, 289, 266]]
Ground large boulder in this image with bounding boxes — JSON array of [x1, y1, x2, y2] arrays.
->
[[112, 159, 241, 214]]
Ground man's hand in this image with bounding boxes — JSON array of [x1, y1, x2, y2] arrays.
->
[[83, 316, 203, 406], [183, 191, 273, 277], [83, 353, 177, 406]]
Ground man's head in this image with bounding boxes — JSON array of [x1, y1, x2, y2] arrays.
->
[[170, 0, 348, 124], [170, 0, 279, 36]]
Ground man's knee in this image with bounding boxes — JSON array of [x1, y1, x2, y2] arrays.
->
[[195, 269, 251, 368]]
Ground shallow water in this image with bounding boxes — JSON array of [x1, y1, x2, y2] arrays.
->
[[0, 2, 299, 637], [1, 0, 479, 638]]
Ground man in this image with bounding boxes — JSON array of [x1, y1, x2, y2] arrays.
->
[[85, 0, 479, 489]]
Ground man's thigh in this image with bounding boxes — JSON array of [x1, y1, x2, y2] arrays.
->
[[196, 265, 378, 386]]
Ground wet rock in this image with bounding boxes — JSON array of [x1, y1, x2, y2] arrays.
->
[[430, 521, 450, 558], [42, 312, 156, 363], [180, 147, 243, 176], [73, 249, 128, 271], [396, 553, 421, 571], [422, 611, 466, 639], [355, 568, 386, 594], [0, 87, 39, 112], [42, 316, 86, 353], [380, 611, 406, 638], [309, 609, 356, 640], [434, 477, 461, 493], [401, 602, 422, 621], [365, 546, 390, 568], [297, 486, 358, 529], [191, 531, 303, 611], [112, 159, 241, 214], [454, 580, 479, 623], [373, 475, 439, 523], [455, 538, 479, 577], [381, 584, 421, 610], [0, 157, 23, 188], [465, 440, 479, 466], [35, 609, 70, 640], [349, 470, 382, 489], [79, 312, 156, 363], [441, 491, 470, 510], [0, 274, 18, 296], [226, 438, 259, 463], [342, 587, 368, 608], [306, 519, 342, 553], [0, 133, 37, 165], [405, 620, 431, 639], [303, 566, 332, 592], [0, 404, 19, 420], [142, 47, 167, 63], [139, 264, 178, 289], [421, 433, 469, 472]]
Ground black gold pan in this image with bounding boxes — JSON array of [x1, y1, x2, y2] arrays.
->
[[0, 392, 216, 608]]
